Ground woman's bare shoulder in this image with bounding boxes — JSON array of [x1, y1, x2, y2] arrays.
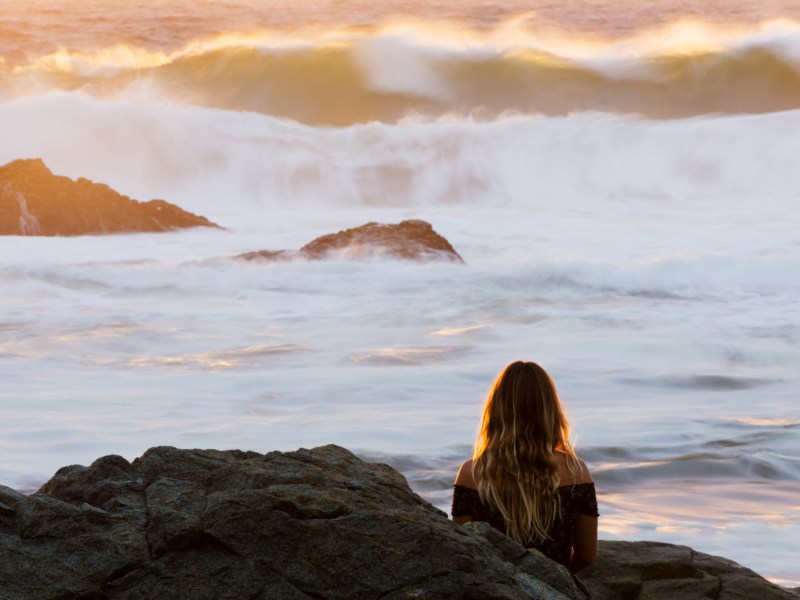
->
[[455, 458, 477, 488], [556, 452, 593, 485], [575, 456, 594, 484]]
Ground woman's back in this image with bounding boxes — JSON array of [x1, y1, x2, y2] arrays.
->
[[450, 361, 599, 573], [452, 453, 598, 570]]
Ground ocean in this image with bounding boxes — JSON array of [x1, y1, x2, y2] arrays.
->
[[1, 0, 799, 587]]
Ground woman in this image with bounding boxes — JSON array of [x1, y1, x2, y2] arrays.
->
[[451, 361, 598, 573]]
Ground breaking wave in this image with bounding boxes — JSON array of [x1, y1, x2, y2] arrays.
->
[[4, 19, 800, 124]]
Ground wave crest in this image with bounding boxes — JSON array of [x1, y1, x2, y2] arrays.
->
[[3, 19, 800, 124]]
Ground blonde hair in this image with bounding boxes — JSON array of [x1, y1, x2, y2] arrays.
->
[[472, 361, 578, 545]]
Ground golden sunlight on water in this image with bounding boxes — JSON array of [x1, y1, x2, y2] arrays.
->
[[730, 417, 800, 427], [602, 482, 800, 533], [600, 481, 800, 583], [105, 344, 307, 371], [7, 15, 800, 122], [350, 346, 465, 366], [600, 481, 800, 587], [430, 324, 491, 336], [3, 0, 800, 65]]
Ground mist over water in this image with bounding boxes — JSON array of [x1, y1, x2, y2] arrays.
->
[[2, 0, 800, 587]]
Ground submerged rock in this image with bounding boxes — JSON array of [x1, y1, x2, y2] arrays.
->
[[0, 158, 220, 235], [1, 445, 794, 600], [238, 219, 464, 263]]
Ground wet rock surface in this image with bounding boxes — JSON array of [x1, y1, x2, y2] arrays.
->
[[0, 158, 219, 235], [238, 219, 464, 263]]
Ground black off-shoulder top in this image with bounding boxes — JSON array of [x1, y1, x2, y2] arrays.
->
[[451, 482, 599, 567]]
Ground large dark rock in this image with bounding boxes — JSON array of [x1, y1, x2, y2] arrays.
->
[[0, 158, 219, 235], [0, 445, 585, 600], [1, 445, 795, 600], [580, 540, 799, 600], [238, 219, 464, 263]]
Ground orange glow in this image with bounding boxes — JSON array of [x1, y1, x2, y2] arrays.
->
[[599, 481, 800, 537]]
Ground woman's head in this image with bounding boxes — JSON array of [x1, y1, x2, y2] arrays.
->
[[475, 361, 572, 459], [472, 360, 577, 544]]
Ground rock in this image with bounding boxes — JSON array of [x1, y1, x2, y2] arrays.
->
[[0, 158, 220, 235], [238, 219, 464, 263], [4, 446, 795, 600], [580, 540, 799, 600], [0, 445, 585, 600]]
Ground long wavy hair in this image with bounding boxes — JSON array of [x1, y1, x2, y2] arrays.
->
[[472, 361, 579, 545]]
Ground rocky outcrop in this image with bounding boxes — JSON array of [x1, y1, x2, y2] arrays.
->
[[0, 445, 584, 600], [0, 445, 795, 600], [238, 219, 464, 263], [0, 158, 219, 235], [580, 540, 799, 600]]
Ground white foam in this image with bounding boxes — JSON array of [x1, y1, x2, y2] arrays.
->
[[1, 91, 799, 586]]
